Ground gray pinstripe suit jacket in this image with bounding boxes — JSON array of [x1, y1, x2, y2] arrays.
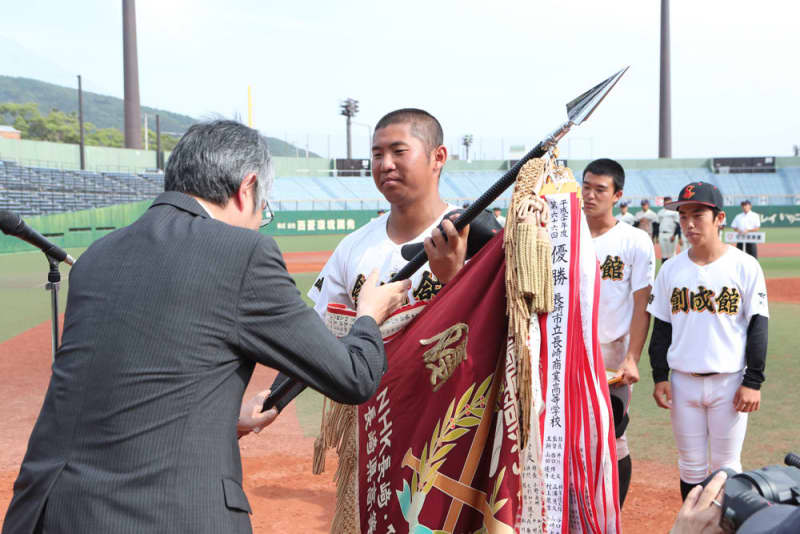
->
[[3, 192, 387, 534]]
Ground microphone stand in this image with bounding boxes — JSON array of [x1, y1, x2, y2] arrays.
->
[[46, 256, 62, 360]]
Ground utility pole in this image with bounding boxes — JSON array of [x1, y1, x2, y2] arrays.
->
[[77, 75, 85, 170], [122, 0, 142, 149], [156, 114, 162, 170], [659, 0, 672, 158], [340, 98, 359, 159]]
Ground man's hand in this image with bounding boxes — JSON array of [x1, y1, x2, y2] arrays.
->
[[614, 355, 640, 386], [424, 218, 469, 284], [237, 389, 278, 438], [733, 385, 761, 413], [670, 471, 727, 534], [670, 235, 676, 243], [356, 269, 412, 324], [653, 381, 672, 409]]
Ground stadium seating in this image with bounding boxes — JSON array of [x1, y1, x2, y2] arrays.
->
[[1, 159, 799, 217]]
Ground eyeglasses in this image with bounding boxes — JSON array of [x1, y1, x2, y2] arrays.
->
[[260, 199, 274, 228]]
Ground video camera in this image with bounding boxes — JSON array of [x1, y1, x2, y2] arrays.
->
[[700, 452, 800, 533]]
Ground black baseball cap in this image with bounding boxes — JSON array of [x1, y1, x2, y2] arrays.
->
[[665, 181, 724, 211]]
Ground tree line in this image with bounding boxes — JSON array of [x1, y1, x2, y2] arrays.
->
[[0, 102, 180, 151]]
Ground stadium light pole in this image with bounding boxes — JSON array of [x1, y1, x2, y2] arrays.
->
[[340, 98, 359, 159], [659, 0, 672, 158], [462, 134, 474, 161], [77, 75, 85, 170]]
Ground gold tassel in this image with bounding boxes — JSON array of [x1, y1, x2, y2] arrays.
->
[[503, 156, 557, 450]]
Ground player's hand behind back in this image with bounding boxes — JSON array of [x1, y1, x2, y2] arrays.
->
[[356, 269, 412, 324]]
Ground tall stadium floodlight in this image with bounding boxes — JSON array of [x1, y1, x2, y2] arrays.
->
[[77, 75, 85, 170], [659, 0, 672, 158], [462, 134, 474, 161], [340, 98, 359, 159], [263, 67, 630, 413], [122, 0, 142, 149]]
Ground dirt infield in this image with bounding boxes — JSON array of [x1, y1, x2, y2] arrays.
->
[[0, 318, 683, 532], [283, 251, 332, 273], [766, 277, 800, 302], [0, 319, 692, 534]]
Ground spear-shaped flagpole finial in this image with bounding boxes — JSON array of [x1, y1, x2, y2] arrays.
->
[[542, 66, 630, 151]]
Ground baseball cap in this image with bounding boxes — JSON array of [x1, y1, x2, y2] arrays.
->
[[640, 199, 649, 206], [619, 200, 629, 207], [665, 181, 724, 211], [740, 199, 752, 206]]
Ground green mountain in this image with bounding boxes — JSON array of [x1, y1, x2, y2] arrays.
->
[[0, 75, 318, 157]]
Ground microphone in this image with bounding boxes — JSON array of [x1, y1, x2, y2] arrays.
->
[[0, 210, 75, 265]]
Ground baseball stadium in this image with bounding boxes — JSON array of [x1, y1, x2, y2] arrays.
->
[[2, 2, 800, 534]]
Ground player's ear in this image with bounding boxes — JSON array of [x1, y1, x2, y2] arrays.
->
[[432, 145, 447, 175], [612, 187, 624, 203]]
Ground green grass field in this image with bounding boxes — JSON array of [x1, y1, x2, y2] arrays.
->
[[1, 228, 798, 470]]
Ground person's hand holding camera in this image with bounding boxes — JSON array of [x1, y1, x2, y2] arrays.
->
[[670, 471, 727, 534]]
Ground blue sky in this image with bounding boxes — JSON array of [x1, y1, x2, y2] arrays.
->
[[1, 0, 798, 160]]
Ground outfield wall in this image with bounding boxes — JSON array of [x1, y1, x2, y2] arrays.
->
[[4, 137, 800, 176], [3, 202, 800, 255]]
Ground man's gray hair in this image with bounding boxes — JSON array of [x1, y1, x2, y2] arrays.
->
[[165, 120, 273, 210]]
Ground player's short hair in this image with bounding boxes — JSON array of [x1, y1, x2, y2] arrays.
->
[[375, 108, 444, 154], [583, 158, 625, 193]]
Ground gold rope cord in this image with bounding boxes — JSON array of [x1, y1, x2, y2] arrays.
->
[[503, 156, 554, 450]]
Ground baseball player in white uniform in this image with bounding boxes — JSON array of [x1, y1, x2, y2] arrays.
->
[[656, 196, 682, 264], [635, 199, 658, 241], [731, 199, 761, 259], [268, 108, 471, 412], [582, 158, 655, 507], [647, 182, 769, 501], [615, 200, 636, 225]]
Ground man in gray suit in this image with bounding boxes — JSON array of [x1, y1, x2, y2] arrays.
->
[[3, 120, 409, 534]]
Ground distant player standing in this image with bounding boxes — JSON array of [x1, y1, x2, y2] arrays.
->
[[635, 199, 658, 242], [656, 196, 682, 264], [582, 158, 655, 507], [616, 200, 635, 225], [731, 199, 761, 258], [648, 182, 769, 500]]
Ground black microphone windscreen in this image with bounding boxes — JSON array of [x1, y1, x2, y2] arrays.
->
[[0, 210, 22, 235]]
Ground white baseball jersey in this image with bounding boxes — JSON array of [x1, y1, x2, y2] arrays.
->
[[308, 205, 458, 316], [657, 208, 680, 235], [615, 212, 635, 225], [593, 222, 656, 345], [647, 246, 769, 375], [635, 209, 658, 237], [731, 211, 761, 232]]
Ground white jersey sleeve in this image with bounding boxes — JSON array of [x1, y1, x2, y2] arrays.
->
[[741, 255, 770, 320], [631, 231, 656, 292], [647, 263, 672, 323]]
